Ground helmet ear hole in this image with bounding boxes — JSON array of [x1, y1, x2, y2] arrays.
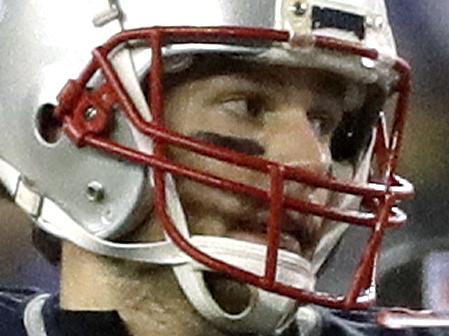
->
[[35, 103, 63, 145]]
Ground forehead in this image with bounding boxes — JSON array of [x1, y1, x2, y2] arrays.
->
[[163, 56, 349, 95]]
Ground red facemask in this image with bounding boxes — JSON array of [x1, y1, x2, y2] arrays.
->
[[55, 26, 413, 310]]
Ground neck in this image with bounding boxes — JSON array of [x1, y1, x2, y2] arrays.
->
[[60, 242, 227, 336]]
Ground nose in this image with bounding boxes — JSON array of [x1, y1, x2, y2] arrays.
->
[[260, 104, 332, 249], [262, 107, 332, 176]]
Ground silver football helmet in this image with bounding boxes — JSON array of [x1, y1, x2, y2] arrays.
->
[[0, 0, 413, 334]]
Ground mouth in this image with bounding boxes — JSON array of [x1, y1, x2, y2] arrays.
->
[[226, 210, 320, 258]]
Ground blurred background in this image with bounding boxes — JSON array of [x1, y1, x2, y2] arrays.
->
[[377, 0, 449, 309], [1, 1, 449, 309], [318, 1, 449, 309]]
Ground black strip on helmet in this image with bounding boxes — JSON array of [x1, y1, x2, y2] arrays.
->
[[312, 6, 365, 40]]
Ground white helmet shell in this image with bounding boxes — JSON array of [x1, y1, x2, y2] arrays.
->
[[0, 0, 410, 335]]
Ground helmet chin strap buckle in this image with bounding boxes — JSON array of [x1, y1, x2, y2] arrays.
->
[[0, 157, 43, 219], [14, 177, 43, 219], [0, 158, 43, 220]]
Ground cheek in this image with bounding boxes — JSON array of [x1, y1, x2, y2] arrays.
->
[[169, 147, 268, 218]]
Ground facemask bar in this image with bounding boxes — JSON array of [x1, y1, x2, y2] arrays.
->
[[55, 26, 413, 310]]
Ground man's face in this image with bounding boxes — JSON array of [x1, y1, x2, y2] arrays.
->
[[162, 62, 348, 260], [124, 60, 366, 315]]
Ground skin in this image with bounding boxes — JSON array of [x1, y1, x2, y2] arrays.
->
[[61, 63, 354, 336]]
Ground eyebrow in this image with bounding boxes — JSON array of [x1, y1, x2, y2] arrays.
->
[[191, 131, 265, 156]]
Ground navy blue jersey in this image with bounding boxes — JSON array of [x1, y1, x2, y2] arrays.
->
[[0, 287, 130, 336], [0, 287, 40, 336], [1, 287, 448, 336]]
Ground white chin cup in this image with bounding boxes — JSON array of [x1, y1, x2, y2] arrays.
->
[[173, 236, 315, 335]]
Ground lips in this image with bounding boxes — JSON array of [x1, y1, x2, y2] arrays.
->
[[226, 209, 321, 258]]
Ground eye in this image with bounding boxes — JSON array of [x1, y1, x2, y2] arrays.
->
[[307, 108, 340, 138], [308, 116, 327, 137], [220, 96, 263, 118]]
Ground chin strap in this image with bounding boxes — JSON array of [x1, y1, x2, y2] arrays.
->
[[172, 242, 313, 335], [175, 266, 298, 335]]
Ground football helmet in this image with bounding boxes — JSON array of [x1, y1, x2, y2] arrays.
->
[[0, 0, 413, 334]]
